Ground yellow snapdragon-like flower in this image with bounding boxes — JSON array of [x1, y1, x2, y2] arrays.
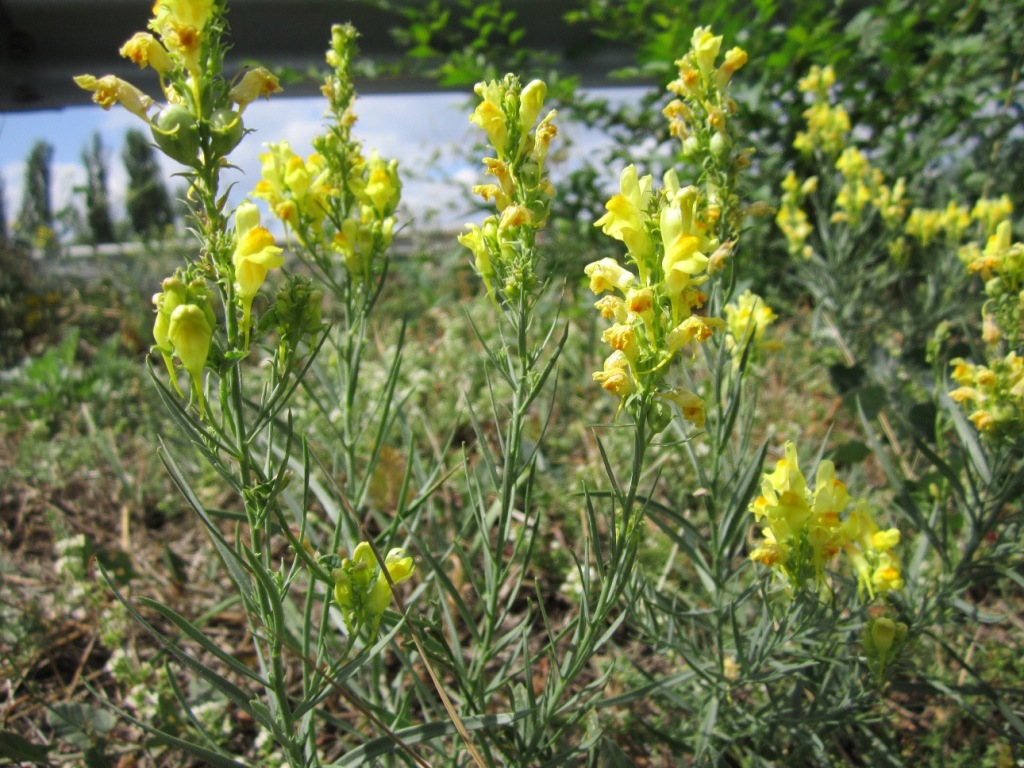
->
[[690, 26, 723, 76], [588, 167, 721, 427], [905, 208, 945, 247], [149, 0, 212, 77], [333, 542, 414, 635], [777, 171, 817, 259], [657, 387, 706, 429], [232, 201, 284, 346], [469, 81, 509, 157], [594, 165, 655, 265], [840, 503, 903, 598], [155, 276, 216, 418], [593, 351, 633, 399], [152, 0, 214, 31], [230, 67, 283, 112], [360, 150, 401, 217], [254, 142, 334, 239], [167, 304, 213, 413], [73, 75, 154, 120], [950, 352, 1024, 439], [120, 32, 174, 74]]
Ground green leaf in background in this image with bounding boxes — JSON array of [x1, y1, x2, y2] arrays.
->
[[0, 730, 51, 764], [831, 439, 871, 465], [46, 702, 116, 749]]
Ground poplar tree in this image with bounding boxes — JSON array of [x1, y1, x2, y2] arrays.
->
[[123, 129, 173, 238], [17, 140, 53, 245], [0, 171, 8, 246], [81, 132, 116, 243]]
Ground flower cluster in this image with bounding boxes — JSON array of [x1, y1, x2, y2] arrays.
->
[[963, 219, 1024, 347], [779, 66, 908, 259], [749, 441, 903, 600], [152, 272, 216, 415], [77, 1, 290, 415], [723, 289, 777, 361], [584, 27, 756, 431], [792, 65, 850, 158], [947, 198, 1024, 440], [663, 27, 750, 247], [776, 171, 817, 259], [905, 202, 971, 247], [75, 0, 282, 170], [950, 352, 1024, 438], [587, 166, 726, 429], [332, 542, 414, 636], [458, 74, 558, 305], [254, 25, 401, 286], [831, 148, 907, 228]]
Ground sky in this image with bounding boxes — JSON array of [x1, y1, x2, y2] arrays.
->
[[0, 91, 483, 235], [0, 87, 643, 239]]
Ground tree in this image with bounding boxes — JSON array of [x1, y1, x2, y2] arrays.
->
[[0, 170, 8, 247], [122, 129, 173, 238], [80, 132, 116, 243], [17, 140, 54, 247]]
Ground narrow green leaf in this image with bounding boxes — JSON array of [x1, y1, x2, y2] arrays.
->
[[140, 598, 269, 686], [332, 713, 523, 766], [157, 438, 254, 603]]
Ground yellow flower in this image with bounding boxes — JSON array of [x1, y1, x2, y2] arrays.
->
[[519, 79, 547, 131], [872, 552, 904, 593], [658, 387, 706, 429], [119, 32, 174, 73], [230, 67, 283, 112], [971, 195, 1014, 235], [366, 547, 415, 616], [152, 276, 186, 391], [363, 150, 401, 216], [602, 323, 639, 360], [798, 65, 836, 95], [458, 220, 497, 296], [723, 289, 776, 355], [152, 0, 214, 30], [660, 203, 709, 295], [584, 257, 637, 296], [469, 81, 508, 156], [533, 110, 558, 167], [665, 316, 724, 354], [232, 201, 284, 345], [167, 303, 212, 416], [690, 26, 723, 76], [73, 75, 153, 120], [593, 351, 633, 398], [715, 46, 747, 88], [594, 165, 654, 264], [749, 527, 788, 567], [334, 542, 414, 634]]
